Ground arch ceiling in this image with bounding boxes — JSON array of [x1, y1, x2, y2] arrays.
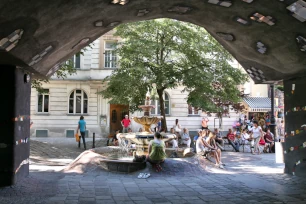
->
[[0, 0, 305, 83]]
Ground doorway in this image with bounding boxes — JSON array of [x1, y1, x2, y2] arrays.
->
[[109, 104, 129, 134]]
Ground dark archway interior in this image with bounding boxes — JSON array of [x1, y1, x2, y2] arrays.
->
[[1, 1, 306, 186], [0, 0, 305, 82]]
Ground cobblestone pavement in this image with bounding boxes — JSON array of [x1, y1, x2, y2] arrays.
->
[[0, 137, 305, 204]]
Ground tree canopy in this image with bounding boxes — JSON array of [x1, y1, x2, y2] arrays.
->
[[100, 18, 248, 131]]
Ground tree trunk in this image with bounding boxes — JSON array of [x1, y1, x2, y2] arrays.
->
[[157, 88, 167, 132]]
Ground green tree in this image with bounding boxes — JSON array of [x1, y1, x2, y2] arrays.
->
[[100, 19, 248, 131]]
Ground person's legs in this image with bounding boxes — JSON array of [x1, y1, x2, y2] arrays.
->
[[123, 127, 128, 133], [235, 141, 240, 152], [254, 137, 261, 154], [217, 149, 222, 163], [270, 142, 274, 153], [172, 139, 178, 148], [181, 139, 191, 147], [78, 136, 81, 148], [186, 139, 191, 148], [212, 151, 220, 165], [229, 140, 239, 152], [81, 132, 86, 149]]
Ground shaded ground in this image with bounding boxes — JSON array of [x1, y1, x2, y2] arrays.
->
[[0, 137, 305, 204]]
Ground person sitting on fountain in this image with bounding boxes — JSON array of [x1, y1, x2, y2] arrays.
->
[[112, 130, 120, 146], [146, 132, 167, 172], [181, 128, 191, 148], [165, 128, 178, 148], [138, 127, 143, 132], [128, 128, 133, 133]]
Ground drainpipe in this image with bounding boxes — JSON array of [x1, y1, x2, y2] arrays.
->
[[270, 84, 276, 142]]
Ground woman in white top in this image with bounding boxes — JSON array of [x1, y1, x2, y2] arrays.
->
[[241, 129, 253, 144], [250, 121, 263, 155], [196, 131, 224, 169], [166, 128, 178, 148]]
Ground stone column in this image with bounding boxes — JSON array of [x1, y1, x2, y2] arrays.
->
[[0, 65, 31, 187], [270, 84, 276, 139], [283, 77, 306, 177]]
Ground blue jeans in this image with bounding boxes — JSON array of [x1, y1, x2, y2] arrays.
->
[[78, 131, 86, 149], [229, 140, 240, 152]]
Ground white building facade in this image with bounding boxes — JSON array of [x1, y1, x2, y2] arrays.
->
[[30, 31, 243, 138]]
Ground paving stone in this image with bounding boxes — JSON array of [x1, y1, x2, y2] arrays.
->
[[1, 138, 305, 204]]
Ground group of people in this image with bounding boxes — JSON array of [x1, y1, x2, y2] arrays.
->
[[226, 120, 275, 154]]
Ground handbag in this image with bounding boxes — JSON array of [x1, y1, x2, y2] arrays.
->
[[259, 138, 265, 145], [75, 131, 80, 142]]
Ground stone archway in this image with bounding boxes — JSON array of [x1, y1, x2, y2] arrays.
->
[[0, 0, 306, 185]]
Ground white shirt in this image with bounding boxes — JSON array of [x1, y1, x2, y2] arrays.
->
[[252, 126, 262, 138], [241, 132, 250, 140], [196, 138, 205, 153], [182, 133, 190, 140]]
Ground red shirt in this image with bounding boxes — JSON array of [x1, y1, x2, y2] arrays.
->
[[264, 133, 273, 142], [227, 133, 235, 141], [121, 118, 131, 127]]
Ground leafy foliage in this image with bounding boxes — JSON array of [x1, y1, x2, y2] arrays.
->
[[100, 19, 248, 130]]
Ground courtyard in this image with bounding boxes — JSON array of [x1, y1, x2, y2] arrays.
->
[[0, 138, 305, 204]]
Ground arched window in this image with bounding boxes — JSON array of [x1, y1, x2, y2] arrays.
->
[[150, 92, 170, 115], [69, 89, 88, 114]]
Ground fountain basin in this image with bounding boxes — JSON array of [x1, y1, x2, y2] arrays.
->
[[92, 147, 147, 173], [133, 116, 162, 133], [118, 132, 177, 146], [100, 158, 146, 173]]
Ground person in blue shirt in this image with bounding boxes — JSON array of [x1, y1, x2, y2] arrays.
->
[[77, 116, 87, 150]]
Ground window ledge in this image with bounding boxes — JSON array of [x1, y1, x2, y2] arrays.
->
[[35, 113, 50, 116], [67, 114, 89, 116], [188, 115, 200, 117]]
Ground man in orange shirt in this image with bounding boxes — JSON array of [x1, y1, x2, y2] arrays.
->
[[201, 117, 209, 130]]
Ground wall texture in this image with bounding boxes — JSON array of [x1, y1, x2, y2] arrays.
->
[[0, 66, 31, 186], [284, 77, 306, 177]]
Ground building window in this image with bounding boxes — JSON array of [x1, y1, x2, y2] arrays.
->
[[151, 92, 170, 115], [104, 41, 117, 68], [188, 105, 199, 115], [37, 89, 49, 113], [71, 54, 81, 69], [69, 89, 88, 114]]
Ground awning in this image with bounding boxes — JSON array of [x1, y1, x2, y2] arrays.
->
[[243, 97, 282, 112]]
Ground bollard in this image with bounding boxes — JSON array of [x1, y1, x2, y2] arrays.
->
[[92, 132, 95, 148]]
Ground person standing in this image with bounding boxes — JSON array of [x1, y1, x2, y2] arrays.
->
[[77, 116, 86, 150], [121, 115, 131, 133], [201, 117, 209, 130], [173, 119, 182, 137], [250, 121, 264, 155]]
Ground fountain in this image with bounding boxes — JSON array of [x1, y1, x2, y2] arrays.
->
[[117, 88, 176, 154], [91, 87, 177, 173]]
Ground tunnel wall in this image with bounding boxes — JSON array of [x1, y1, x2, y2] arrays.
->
[[0, 65, 31, 186], [283, 77, 306, 177]]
